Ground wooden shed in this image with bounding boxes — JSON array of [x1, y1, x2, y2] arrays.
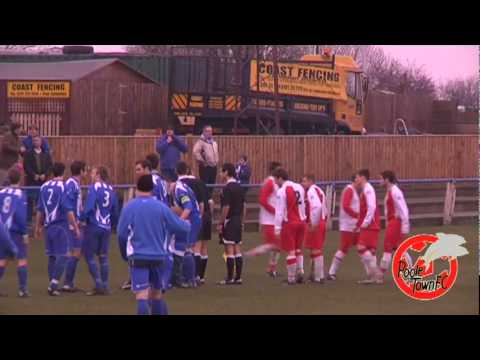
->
[[0, 59, 169, 135]]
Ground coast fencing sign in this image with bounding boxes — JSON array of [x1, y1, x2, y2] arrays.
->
[[249, 60, 347, 100], [7, 81, 70, 98]]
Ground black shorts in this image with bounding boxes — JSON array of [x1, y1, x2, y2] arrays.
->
[[199, 216, 212, 241], [220, 216, 243, 245]]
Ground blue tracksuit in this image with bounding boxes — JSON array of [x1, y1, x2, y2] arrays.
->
[[156, 135, 188, 172], [0, 187, 27, 259]]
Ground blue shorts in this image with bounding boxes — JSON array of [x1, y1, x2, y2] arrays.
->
[[0, 233, 26, 260], [174, 216, 202, 251], [45, 224, 70, 256], [83, 225, 110, 258], [129, 258, 169, 293]]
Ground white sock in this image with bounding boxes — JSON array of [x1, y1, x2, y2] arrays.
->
[[314, 256, 325, 281], [286, 256, 297, 282], [329, 250, 346, 276], [296, 252, 304, 274], [380, 252, 392, 273], [360, 250, 376, 277]]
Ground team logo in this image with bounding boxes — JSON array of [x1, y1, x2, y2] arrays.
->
[[392, 233, 469, 301]]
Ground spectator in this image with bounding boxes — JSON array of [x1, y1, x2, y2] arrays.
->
[[193, 125, 219, 199], [23, 135, 53, 222], [22, 125, 50, 154], [235, 155, 252, 196], [156, 126, 188, 182], [0, 123, 22, 186]]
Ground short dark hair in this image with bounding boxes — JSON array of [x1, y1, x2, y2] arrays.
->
[[7, 167, 21, 185], [203, 124, 213, 131], [240, 155, 247, 162], [135, 160, 151, 171], [165, 125, 174, 131], [97, 166, 109, 182], [70, 161, 86, 176], [351, 174, 356, 182], [145, 153, 159, 170], [28, 124, 38, 131], [176, 161, 188, 176], [137, 174, 154, 193], [357, 169, 370, 180], [381, 170, 397, 184], [52, 162, 66, 177], [273, 167, 289, 181], [221, 163, 236, 178], [304, 174, 315, 182], [269, 161, 281, 174], [32, 134, 42, 140]]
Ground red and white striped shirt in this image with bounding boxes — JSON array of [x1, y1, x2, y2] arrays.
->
[[258, 176, 278, 225], [339, 184, 360, 232], [384, 184, 410, 234], [274, 180, 306, 232], [357, 182, 380, 230], [305, 184, 327, 226]]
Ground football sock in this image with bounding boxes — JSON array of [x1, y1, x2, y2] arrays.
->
[[295, 250, 304, 274], [380, 252, 392, 273], [329, 250, 346, 276], [268, 251, 280, 271], [65, 257, 79, 287], [137, 299, 150, 315], [17, 265, 28, 292], [194, 253, 202, 278], [226, 256, 235, 281], [286, 256, 297, 282], [151, 299, 168, 315], [313, 255, 325, 281], [0, 266, 5, 281], [172, 254, 183, 285], [99, 256, 109, 288], [183, 252, 195, 283], [48, 256, 56, 281], [50, 256, 68, 290], [234, 254, 243, 280], [199, 256, 208, 279], [86, 257, 103, 289]]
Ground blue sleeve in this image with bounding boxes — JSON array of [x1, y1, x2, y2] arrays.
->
[[174, 136, 188, 153], [22, 137, 29, 148], [162, 205, 191, 237], [36, 191, 44, 215], [176, 188, 193, 211], [117, 203, 132, 261], [61, 189, 74, 213], [14, 194, 28, 235], [42, 138, 50, 153], [110, 192, 120, 230], [80, 186, 96, 222], [156, 137, 168, 155]]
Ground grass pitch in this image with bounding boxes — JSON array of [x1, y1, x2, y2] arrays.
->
[[0, 224, 478, 315]]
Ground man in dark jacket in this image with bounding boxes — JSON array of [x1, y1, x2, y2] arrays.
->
[[156, 126, 188, 182], [235, 155, 252, 196], [0, 123, 22, 186], [23, 135, 53, 222]]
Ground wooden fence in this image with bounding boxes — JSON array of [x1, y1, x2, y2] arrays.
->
[[42, 135, 478, 184]]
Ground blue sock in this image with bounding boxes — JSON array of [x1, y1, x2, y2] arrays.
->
[[86, 257, 103, 289], [137, 299, 150, 315], [0, 266, 5, 280], [48, 256, 56, 281], [17, 265, 28, 292], [65, 257, 79, 287], [183, 252, 195, 283], [99, 256, 109, 289], [50, 256, 68, 290], [151, 299, 168, 315]]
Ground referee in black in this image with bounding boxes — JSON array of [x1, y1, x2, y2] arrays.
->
[[217, 163, 245, 285]]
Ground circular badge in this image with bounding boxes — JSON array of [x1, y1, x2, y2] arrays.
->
[[392, 234, 459, 301]]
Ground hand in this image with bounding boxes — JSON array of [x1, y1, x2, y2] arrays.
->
[[20, 146, 26, 153], [39, 174, 46, 181], [34, 175, 40, 181], [74, 227, 81, 239], [23, 235, 29, 245], [216, 224, 223, 233], [167, 136, 173, 143], [274, 227, 281, 237]]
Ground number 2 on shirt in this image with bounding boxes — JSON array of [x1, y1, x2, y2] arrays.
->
[[295, 191, 302, 205]]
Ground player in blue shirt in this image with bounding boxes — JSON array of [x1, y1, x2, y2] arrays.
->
[[170, 170, 202, 288], [35, 162, 80, 296], [80, 166, 119, 296], [62, 161, 87, 292], [135, 159, 169, 205], [118, 175, 190, 315], [0, 168, 25, 296]]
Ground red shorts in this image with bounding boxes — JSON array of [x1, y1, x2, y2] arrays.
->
[[339, 231, 359, 253], [281, 222, 306, 252], [261, 224, 280, 248], [384, 218, 402, 253], [358, 229, 379, 251], [305, 220, 326, 250]]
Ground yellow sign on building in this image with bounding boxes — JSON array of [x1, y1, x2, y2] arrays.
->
[[7, 81, 70, 98], [250, 60, 346, 101]]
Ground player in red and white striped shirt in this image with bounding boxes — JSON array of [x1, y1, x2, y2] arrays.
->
[[378, 170, 411, 283], [327, 175, 361, 280], [244, 162, 282, 277], [301, 175, 328, 283], [273, 168, 307, 285], [354, 169, 382, 284]]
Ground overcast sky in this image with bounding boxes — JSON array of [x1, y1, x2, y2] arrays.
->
[[91, 45, 478, 84]]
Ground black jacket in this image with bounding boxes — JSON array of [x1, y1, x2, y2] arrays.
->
[[23, 150, 53, 186]]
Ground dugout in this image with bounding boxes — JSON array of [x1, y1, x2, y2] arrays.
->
[[0, 59, 169, 135]]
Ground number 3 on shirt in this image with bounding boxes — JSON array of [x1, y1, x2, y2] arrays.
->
[[103, 191, 110, 207]]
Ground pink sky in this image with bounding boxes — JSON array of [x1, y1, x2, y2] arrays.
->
[[92, 45, 479, 84]]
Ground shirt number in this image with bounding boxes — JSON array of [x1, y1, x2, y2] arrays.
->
[[2, 196, 12, 214], [47, 189, 54, 205], [295, 191, 302, 205], [103, 191, 110, 207]]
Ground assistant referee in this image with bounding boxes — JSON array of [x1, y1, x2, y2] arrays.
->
[[217, 163, 245, 285]]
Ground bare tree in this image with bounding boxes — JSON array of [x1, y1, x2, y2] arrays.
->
[[438, 76, 479, 109]]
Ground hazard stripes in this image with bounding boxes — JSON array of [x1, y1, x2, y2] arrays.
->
[[225, 96, 241, 111], [171, 94, 242, 112], [171, 94, 188, 110]]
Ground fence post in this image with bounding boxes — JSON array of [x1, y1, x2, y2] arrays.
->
[[443, 181, 456, 225], [325, 184, 334, 230]]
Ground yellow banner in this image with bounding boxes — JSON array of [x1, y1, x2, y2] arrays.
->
[[7, 81, 70, 98], [250, 60, 346, 100]]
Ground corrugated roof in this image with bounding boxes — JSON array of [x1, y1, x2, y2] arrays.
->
[[0, 59, 157, 82]]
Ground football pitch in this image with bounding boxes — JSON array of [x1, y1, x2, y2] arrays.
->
[[0, 224, 478, 315]]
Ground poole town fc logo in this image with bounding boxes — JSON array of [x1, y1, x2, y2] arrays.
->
[[392, 233, 469, 301]]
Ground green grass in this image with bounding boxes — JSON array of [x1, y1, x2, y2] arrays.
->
[[0, 224, 478, 315]]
